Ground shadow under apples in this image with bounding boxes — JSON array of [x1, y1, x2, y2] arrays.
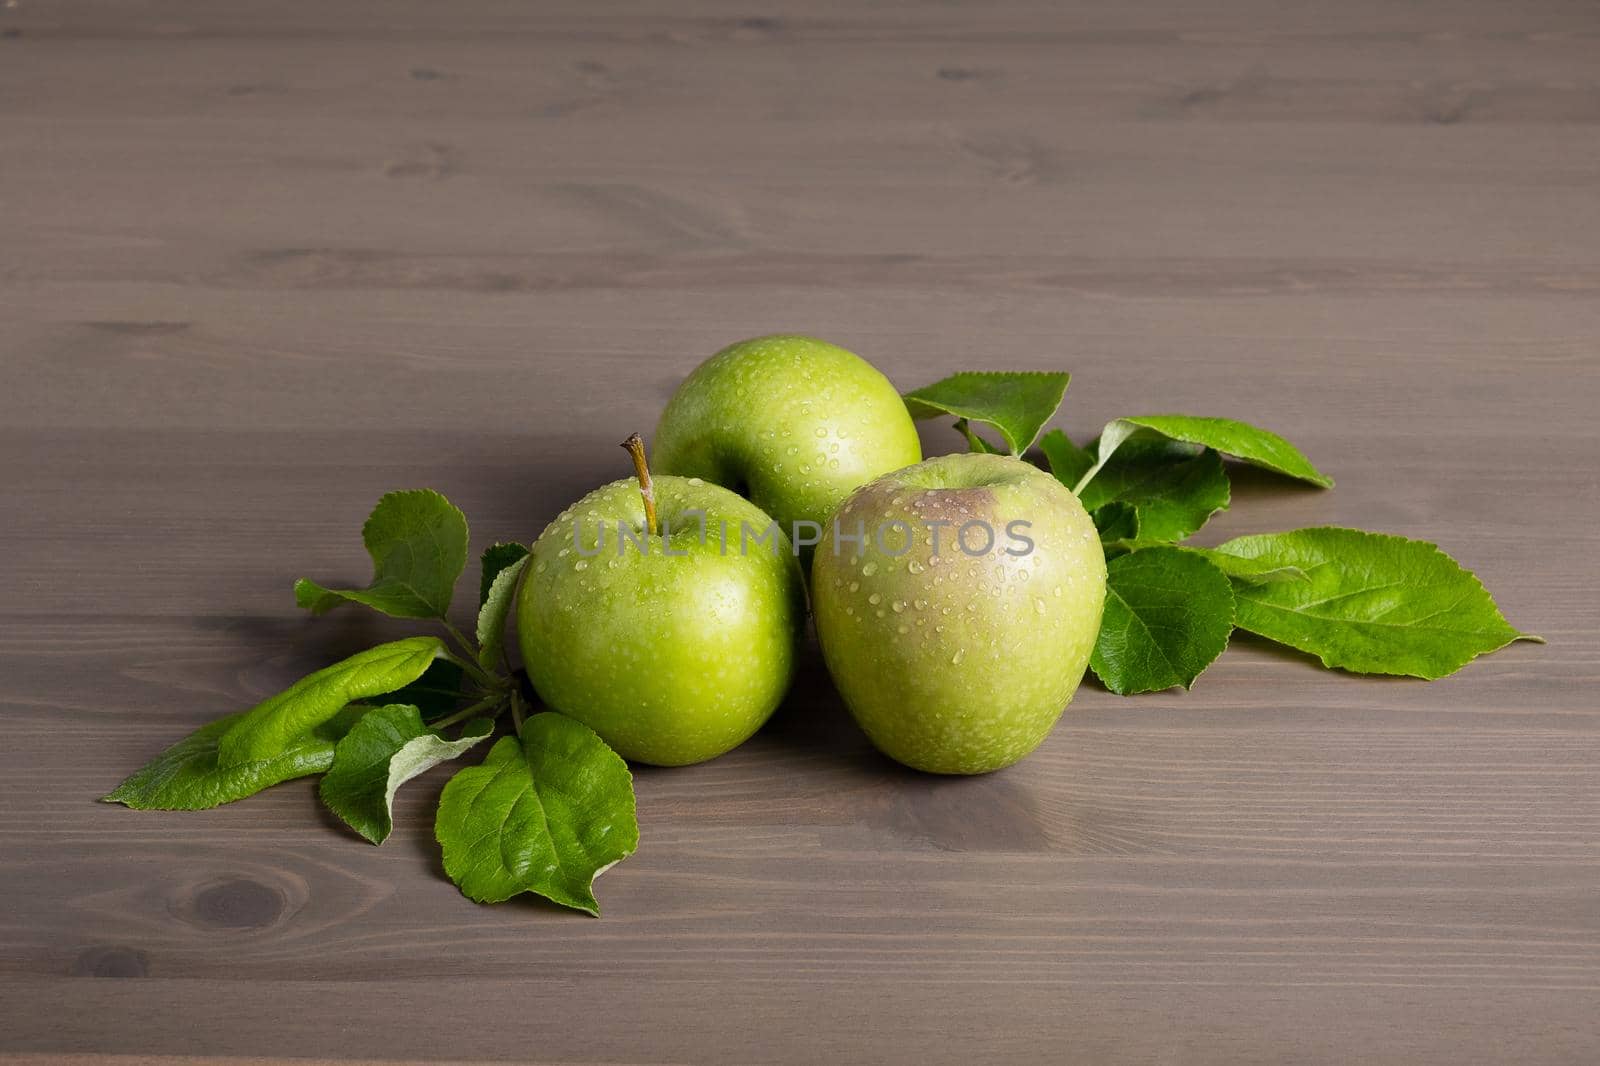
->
[[750, 633, 1058, 853], [755, 632, 881, 766]]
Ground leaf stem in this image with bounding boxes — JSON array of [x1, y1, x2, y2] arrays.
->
[[438, 644, 501, 693], [441, 620, 479, 661], [510, 690, 526, 735], [432, 694, 504, 731]]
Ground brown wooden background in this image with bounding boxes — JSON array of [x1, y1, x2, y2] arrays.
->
[[2, 1, 1597, 1063]]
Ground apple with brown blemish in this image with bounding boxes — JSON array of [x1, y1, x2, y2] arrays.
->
[[812, 453, 1107, 774]]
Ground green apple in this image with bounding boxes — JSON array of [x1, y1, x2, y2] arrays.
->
[[518, 443, 805, 766], [812, 453, 1107, 774], [653, 335, 922, 549]]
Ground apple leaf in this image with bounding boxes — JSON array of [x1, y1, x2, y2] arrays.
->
[[1092, 501, 1141, 545], [479, 542, 530, 608], [1090, 547, 1235, 695], [1078, 437, 1231, 544], [320, 704, 493, 845], [436, 714, 638, 916], [1039, 429, 1095, 489], [476, 552, 529, 671], [1210, 528, 1540, 679], [381, 657, 466, 721], [1183, 547, 1309, 585], [1075, 416, 1332, 495], [103, 705, 365, 811], [217, 637, 444, 767], [295, 489, 470, 619], [903, 371, 1071, 456]]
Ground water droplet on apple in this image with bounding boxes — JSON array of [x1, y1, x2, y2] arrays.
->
[[861, 561, 878, 577], [896, 624, 909, 634], [848, 581, 859, 592], [1033, 597, 1046, 614], [891, 600, 906, 613], [868, 593, 882, 605], [951, 649, 965, 665], [813, 427, 827, 438]]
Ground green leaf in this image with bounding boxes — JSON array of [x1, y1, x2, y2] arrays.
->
[[320, 704, 494, 845], [1079, 437, 1231, 543], [476, 552, 529, 671], [1090, 547, 1235, 695], [383, 657, 466, 721], [106, 639, 442, 810], [953, 419, 1003, 454], [217, 637, 444, 768], [1184, 547, 1309, 585], [903, 371, 1071, 456], [1210, 527, 1540, 679], [295, 489, 470, 619], [1039, 429, 1094, 489], [1092, 501, 1140, 545], [1077, 415, 1332, 493], [103, 706, 365, 811], [435, 714, 638, 916], [479, 542, 530, 608]]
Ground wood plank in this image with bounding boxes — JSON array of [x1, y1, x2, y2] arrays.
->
[[1, 0, 1597, 1061]]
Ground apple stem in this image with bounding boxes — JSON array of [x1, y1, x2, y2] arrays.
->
[[621, 433, 659, 537]]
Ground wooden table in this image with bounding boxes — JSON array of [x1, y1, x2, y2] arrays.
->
[[3, 1, 1597, 1062]]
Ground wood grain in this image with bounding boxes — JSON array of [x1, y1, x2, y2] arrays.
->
[[1, 0, 1597, 1062]]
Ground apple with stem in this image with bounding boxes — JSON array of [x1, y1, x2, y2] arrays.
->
[[518, 435, 806, 766], [811, 453, 1107, 774], [653, 335, 922, 554]]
